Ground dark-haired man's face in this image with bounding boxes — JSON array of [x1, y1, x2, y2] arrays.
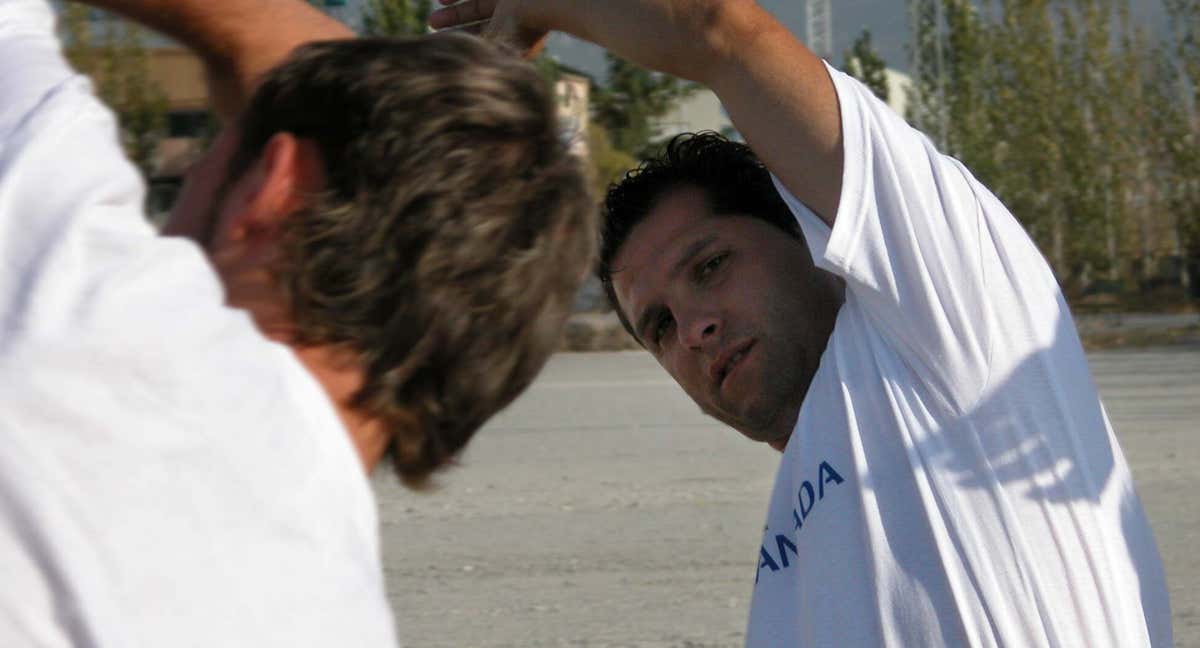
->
[[610, 185, 843, 450]]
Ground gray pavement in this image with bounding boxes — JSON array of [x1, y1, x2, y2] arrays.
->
[[375, 347, 1200, 648]]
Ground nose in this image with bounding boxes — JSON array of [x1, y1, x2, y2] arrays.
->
[[678, 310, 720, 350]]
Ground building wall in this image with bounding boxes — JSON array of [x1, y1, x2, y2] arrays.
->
[[555, 72, 590, 158], [654, 90, 734, 140], [883, 68, 911, 118], [147, 48, 207, 111]]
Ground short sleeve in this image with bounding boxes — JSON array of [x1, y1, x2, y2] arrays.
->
[[773, 63, 1019, 413], [0, 0, 74, 139], [0, 0, 160, 335]]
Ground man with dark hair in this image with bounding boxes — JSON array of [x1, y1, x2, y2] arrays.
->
[[434, 1, 1172, 646], [0, 0, 592, 644], [598, 133, 810, 375]]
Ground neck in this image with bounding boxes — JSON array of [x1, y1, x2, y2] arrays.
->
[[289, 344, 391, 473], [225, 275, 391, 473]]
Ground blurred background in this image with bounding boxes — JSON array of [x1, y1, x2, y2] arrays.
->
[[52, 0, 1200, 350]]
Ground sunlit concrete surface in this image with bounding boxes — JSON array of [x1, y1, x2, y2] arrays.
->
[[375, 347, 1200, 648]]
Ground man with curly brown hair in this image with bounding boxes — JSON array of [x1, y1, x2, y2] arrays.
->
[[0, 0, 593, 644]]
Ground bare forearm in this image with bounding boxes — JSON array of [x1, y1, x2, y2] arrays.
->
[[543, 1, 843, 222], [705, 9, 843, 223], [431, 0, 844, 222], [490, 0, 731, 85]]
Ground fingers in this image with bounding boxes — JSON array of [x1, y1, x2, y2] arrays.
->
[[441, 18, 491, 36], [428, 0, 544, 59], [429, 0, 498, 30]]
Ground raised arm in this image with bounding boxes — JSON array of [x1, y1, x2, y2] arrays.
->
[[78, 0, 352, 120], [430, 0, 843, 224]]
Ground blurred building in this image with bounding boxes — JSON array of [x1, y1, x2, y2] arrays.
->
[[554, 71, 591, 159], [881, 68, 912, 117], [143, 48, 210, 221], [654, 89, 736, 140]]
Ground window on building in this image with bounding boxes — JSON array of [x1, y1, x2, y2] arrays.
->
[[167, 110, 213, 139]]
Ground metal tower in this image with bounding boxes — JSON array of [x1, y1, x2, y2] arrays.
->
[[806, 0, 833, 61]]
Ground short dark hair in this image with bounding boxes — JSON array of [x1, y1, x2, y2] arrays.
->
[[599, 132, 799, 337], [229, 34, 595, 487]]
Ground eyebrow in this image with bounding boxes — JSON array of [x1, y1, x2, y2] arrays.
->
[[632, 234, 719, 343], [672, 234, 718, 277]]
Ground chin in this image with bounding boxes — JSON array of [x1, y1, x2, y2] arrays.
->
[[743, 400, 800, 448], [724, 408, 782, 445]]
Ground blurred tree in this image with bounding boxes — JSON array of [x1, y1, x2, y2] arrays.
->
[[1159, 0, 1200, 296], [907, 0, 948, 148], [1054, 0, 1115, 288], [592, 53, 697, 159], [361, 0, 430, 37], [941, 0, 990, 168], [60, 3, 167, 179], [587, 123, 638, 198], [533, 54, 563, 86], [842, 28, 890, 102]]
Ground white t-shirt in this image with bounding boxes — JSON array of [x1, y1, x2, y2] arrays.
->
[[0, 2, 398, 646], [746, 64, 1173, 647]]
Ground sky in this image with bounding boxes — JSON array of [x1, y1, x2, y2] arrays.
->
[[544, 0, 1171, 82]]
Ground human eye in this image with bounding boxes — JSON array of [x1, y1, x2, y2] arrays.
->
[[695, 252, 729, 282]]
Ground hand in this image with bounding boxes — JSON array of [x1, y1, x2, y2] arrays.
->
[[206, 1, 353, 119], [429, 0, 548, 59], [432, 0, 844, 222], [427, 0, 740, 85]]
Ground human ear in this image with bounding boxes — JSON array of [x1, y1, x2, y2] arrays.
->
[[217, 132, 326, 246]]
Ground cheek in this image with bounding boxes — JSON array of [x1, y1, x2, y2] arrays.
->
[[164, 158, 230, 243]]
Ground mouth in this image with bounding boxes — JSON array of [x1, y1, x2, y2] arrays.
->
[[714, 339, 756, 390]]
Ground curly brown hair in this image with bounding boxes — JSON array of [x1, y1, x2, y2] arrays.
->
[[226, 34, 595, 487], [599, 132, 799, 338]]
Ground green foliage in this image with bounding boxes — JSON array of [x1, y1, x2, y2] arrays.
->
[[1159, 0, 1200, 291], [60, 4, 168, 179], [361, 0, 430, 37], [591, 53, 698, 159], [905, 0, 1200, 300], [587, 123, 638, 198], [532, 53, 563, 87], [842, 29, 890, 102]]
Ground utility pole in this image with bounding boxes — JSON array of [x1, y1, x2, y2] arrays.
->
[[806, 0, 833, 61]]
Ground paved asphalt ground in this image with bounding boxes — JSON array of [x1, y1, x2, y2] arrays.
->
[[375, 347, 1200, 648]]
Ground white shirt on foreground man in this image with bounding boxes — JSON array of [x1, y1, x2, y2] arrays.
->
[[0, 2, 395, 644], [429, 1, 1174, 645], [0, 0, 599, 643]]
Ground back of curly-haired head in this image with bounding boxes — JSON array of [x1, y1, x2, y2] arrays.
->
[[224, 34, 595, 487], [599, 132, 800, 338]]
